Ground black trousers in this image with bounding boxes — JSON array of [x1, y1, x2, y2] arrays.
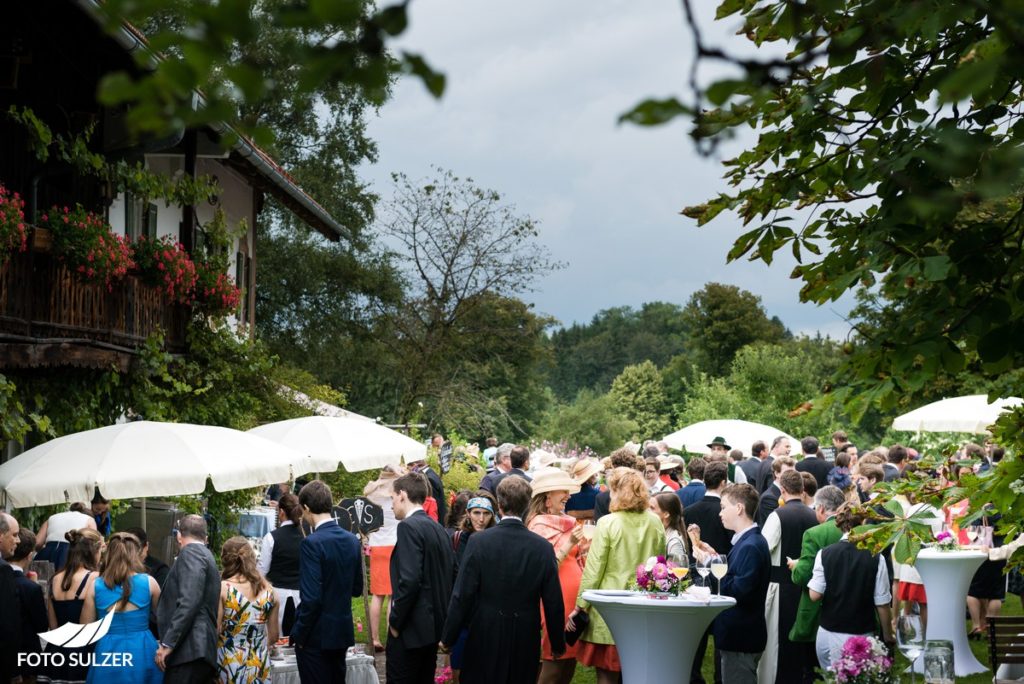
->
[[386, 638, 437, 683], [296, 646, 347, 684], [163, 658, 216, 684]]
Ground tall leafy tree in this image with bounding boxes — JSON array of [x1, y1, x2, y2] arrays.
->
[[609, 360, 673, 439]]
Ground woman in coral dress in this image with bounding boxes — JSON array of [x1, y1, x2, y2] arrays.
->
[[527, 468, 586, 684]]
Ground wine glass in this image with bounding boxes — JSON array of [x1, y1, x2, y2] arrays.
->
[[896, 614, 925, 683], [580, 520, 596, 541], [710, 554, 728, 596], [696, 556, 712, 588]]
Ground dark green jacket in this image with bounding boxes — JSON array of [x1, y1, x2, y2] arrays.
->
[[789, 518, 842, 642]]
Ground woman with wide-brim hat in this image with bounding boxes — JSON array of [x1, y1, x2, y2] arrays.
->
[[565, 458, 603, 522], [527, 468, 584, 684]]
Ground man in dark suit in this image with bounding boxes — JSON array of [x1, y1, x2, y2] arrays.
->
[[442, 476, 564, 684], [684, 462, 731, 684], [883, 444, 908, 482], [490, 445, 533, 491], [10, 528, 47, 678], [408, 455, 448, 526], [155, 514, 220, 682], [795, 436, 831, 490], [713, 484, 771, 683], [677, 457, 708, 508], [387, 472, 455, 683], [738, 441, 765, 485], [755, 457, 795, 529], [593, 447, 642, 521], [755, 436, 791, 494], [478, 443, 514, 494], [0, 513, 23, 684], [289, 480, 362, 683]]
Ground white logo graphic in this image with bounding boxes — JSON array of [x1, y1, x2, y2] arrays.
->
[[38, 607, 115, 647]]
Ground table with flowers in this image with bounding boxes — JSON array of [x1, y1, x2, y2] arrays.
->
[[581, 589, 735, 683]]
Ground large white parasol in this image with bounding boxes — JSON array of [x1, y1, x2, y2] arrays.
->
[[891, 395, 1023, 434], [662, 419, 798, 456]]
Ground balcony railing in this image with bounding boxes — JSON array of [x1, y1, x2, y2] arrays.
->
[[0, 229, 187, 365]]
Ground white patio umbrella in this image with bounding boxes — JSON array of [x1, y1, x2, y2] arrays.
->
[[891, 394, 1023, 434], [662, 419, 798, 456], [0, 421, 333, 509], [248, 415, 426, 473]]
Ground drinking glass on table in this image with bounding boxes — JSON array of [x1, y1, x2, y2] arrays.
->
[[696, 556, 712, 588], [710, 554, 728, 596], [897, 614, 925, 683]]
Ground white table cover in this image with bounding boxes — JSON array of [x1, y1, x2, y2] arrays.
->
[[582, 589, 735, 683], [271, 650, 377, 684], [913, 547, 988, 676]]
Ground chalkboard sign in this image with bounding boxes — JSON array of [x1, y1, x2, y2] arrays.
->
[[331, 505, 353, 533], [335, 497, 384, 535], [439, 442, 454, 475], [820, 446, 837, 463]]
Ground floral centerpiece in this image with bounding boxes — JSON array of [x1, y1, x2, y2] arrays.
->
[[633, 555, 690, 595], [932, 529, 958, 550], [42, 205, 133, 289], [0, 184, 28, 261], [132, 235, 197, 304], [193, 259, 241, 317], [824, 635, 894, 683]]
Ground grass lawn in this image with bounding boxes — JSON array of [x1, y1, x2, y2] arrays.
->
[[349, 592, 1020, 682]]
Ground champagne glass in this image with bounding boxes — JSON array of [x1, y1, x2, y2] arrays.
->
[[710, 554, 728, 596], [580, 520, 596, 541], [696, 556, 712, 588], [896, 614, 925, 683]]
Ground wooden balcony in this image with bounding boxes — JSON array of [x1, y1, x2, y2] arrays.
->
[[0, 229, 188, 371]]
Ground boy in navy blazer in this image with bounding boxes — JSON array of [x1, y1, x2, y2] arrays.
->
[[291, 480, 363, 683], [713, 484, 770, 683]]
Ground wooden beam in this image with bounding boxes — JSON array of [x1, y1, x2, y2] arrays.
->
[[0, 343, 134, 372]]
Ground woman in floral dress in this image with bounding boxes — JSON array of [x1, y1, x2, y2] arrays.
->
[[217, 536, 279, 684]]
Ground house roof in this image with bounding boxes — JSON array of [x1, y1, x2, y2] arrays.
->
[[74, 0, 351, 242]]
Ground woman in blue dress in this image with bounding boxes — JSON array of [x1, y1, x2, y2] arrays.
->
[[80, 532, 162, 683]]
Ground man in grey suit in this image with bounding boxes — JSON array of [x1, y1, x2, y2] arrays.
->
[[155, 514, 221, 683]]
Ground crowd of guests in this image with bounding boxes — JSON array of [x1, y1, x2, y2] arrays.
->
[[0, 429, 1016, 684]]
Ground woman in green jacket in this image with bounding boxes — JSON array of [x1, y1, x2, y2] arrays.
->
[[568, 466, 666, 684]]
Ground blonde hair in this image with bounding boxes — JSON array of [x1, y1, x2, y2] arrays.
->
[[221, 536, 268, 595], [608, 467, 648, 513], [100, 533, 145, 609]]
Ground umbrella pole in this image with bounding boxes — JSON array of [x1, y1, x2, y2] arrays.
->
[[141, 497, 147, 530], [359, 532, 373, 665]]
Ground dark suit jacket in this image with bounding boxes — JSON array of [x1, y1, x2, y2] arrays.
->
[[713, 527, 770, 653], [738, 457, 761, 483], [0, 561, 20, 683], [290, 519, 362, 651], [156, 541, 221, 667], [13, 569, 47, 673], [755, 456, 775, 494], [422, 467, 448, 525], [677, 481, 707, 509], [478, 469, 505, 494], [882, 463, 900, 482], [442, 519, 564, 684], [593, 490, 611, 521], [755, 483, 781, 529], [684, 495, 732, 557], [796, 455, 832, 489], [389, 510, 454, 649]]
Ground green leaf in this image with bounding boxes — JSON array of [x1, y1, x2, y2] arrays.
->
[[309, 0, 363, 24], [978, 325, 1013, 363], [402, 53, 445, 98], [619, 98, 693, 127], [920, 255, 952, 281], [706, 80, 747, 106]]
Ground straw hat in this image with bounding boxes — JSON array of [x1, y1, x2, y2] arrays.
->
[[530, 468, 582, 497], [571, 458, 602, 483], [657, 455, 679, 472], [532, 449, 567, 469]]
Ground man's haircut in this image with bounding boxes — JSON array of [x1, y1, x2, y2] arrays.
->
[[801, 436, 819, 455], [800, 472, 818, 498], [509, 445, 530, 470], [496, 476, 532, 518], [642, 444, 661, 460], [722, 484, 759, 519], [857, 462, 884, 483], [887, 444, 908, 464], [963, 443, 986, 459], [393, 472, 429, 504], [495, 443, 515, 462], [12, 528, 35, 561], [751, 441, 766, 458], [486, 437, 497, 447], [687, 457, 707, 480], [125, 526, 149, 546], [703, 461, 728, 490], [609, 447, 640, 470], [831, 430, 848, 443], [772, 456, 796, 475], [771, 435, 789, 450], [728, 449, 744, 462], [993, 447, 1006, 463], [0, 513, 13, 535], [177, 513, 208, 541], [814, 485, 846, 513], [779, 470, 804, 496], [298, 480, 335, 514]]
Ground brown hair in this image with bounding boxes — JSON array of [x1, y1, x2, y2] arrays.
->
[[446, 490, 474, 528], [652, 492, 690, 556], [608, 468, 648, 513], [460, 491, 498, 533], [835, 451, 852, 468], [772, 456, 796, 475], [857, 462, 884, 484], [609, 448, 640, 470], [100, 532, 145, 609], [800, 472, 818, 498], [394, 472, 429, 504], [221, 536, 268, 596], [722, 483, 759, 519], [61, 528, 104, 592], [496, 477, 532, 518], [278, 492, 302, 525], [779, 470, 804, 496], [12, 528, 35, 562]]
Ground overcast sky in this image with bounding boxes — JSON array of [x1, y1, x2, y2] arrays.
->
[[359, 0, 856, 338]]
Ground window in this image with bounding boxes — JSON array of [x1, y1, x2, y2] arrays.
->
[[124, 193, 158, 240]]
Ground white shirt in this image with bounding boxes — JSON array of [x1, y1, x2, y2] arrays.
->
[[499, 515, 522, 523], [730, 523, 758, 546], [807, 534, 892, 605], [732, 467, 748, 485], [314, 518, 333, 530], [256, 520, 293, 576], [45, 511, 94, 544]]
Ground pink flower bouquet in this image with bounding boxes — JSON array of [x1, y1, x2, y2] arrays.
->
[[633, 555, 691, 595], [825, 635, 893, 683]]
